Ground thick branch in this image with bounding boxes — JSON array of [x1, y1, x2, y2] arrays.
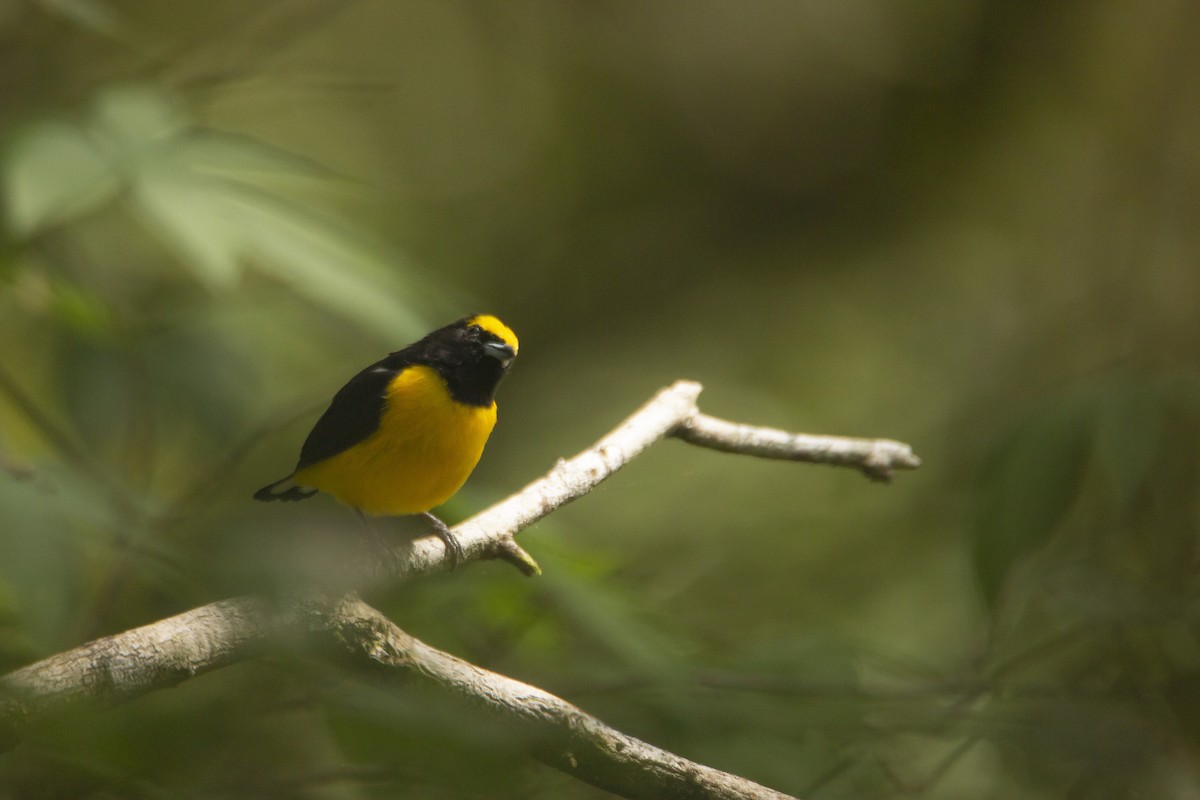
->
[[312, 595, 799, 800], [2, 593, 797, 798], [0, 598, 276, 747]]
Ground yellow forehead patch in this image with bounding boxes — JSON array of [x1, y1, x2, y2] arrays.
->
[[468, 314, 519, 353]]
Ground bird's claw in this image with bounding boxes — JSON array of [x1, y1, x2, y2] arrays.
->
[[422, 512, 463, 570]]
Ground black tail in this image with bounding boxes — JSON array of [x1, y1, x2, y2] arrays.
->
[[253, 475, 318, 502]]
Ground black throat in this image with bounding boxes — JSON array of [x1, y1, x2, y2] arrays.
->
[[387, 318, 514, 408], [433, 358, 510, 407]]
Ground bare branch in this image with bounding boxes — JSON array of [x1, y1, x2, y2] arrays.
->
[[0, 380, 920, 797], [418, 381, 705, 573], [674, 412, 921, 482], [314, 594, 799, 800], [395, 380, 919, 575], [0, 597, 277, 747], [1, 593, 798, 798]]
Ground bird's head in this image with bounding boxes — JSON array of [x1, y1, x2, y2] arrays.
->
[[462, 314, 518, 368]]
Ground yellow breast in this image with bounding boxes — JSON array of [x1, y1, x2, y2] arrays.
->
[[293, 365, 497, 516]]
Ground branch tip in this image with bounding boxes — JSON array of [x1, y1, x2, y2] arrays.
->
[[860, 440, 922, 482], [493, 537, 542, 577]]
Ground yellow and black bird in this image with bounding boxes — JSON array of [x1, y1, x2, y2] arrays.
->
[[254, 314, 519, 564]]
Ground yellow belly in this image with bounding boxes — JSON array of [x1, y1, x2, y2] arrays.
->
[[293, 365, 497, 516]]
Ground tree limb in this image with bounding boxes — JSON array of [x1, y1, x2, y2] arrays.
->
[[0, 380, 921, 798], [0, 597, 277, 748], [674, 411, 921, 482], [315, 594, 798, 800], [395, 380, 919, 577]]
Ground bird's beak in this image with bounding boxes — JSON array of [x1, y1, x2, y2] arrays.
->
[[482, 341, 516, 365]]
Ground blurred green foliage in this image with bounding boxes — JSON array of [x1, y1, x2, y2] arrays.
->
[[2, 1, 1199, 798]]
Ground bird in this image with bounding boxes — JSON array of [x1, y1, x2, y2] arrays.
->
[[254, 314, 519, 566]]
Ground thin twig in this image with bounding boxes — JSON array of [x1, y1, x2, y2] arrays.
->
[[674, 412, 921, 482]]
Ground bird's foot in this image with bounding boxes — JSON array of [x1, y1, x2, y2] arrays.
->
[[421, 512, 464, 569]]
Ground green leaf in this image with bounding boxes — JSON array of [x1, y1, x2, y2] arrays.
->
[[90, 85, 186, 151], [172, 129, 345, 184], [972, 399, 1093, 608], [125, 141, 426, 336], [129, 174, 426, 336], [226, 189, 428, 339], [8, 84, 435, 337], [3, 121, 118, 236], [130, 159, 244, 290]]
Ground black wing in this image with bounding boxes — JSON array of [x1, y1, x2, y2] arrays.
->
[[295, 355, 408, 470]]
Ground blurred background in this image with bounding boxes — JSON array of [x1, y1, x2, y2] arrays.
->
[[2, 1, 1199, 797]]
